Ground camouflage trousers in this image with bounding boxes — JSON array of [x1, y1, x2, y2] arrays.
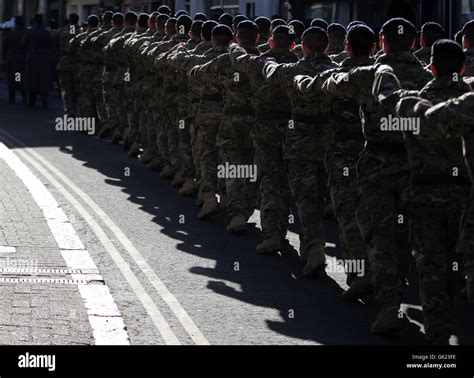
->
[[163, 106, 182, 174], [126, 85, 141, 145], [153, 108, 170, 168], [177, 105, 196, 180], [91, 68, 109, 133], [103, 73, 118, 131], [402, 184, 468, 343], [327, 144, 368, 276], [141, 87, 159, 157], [190, 118, 201, 185], [284, 122, 328, 254], [195, 101, 223, 194], [458, 189, 474, 277], [218, 113, 258, 219], [253, 118, 291, 241], [58, 70, 77, 117], [355, 152, 411, 308], [78, 75, 97, 119], [113, 82, 129, 135]]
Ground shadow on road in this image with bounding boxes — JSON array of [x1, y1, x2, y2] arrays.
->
[[0, 84, 472, 345]]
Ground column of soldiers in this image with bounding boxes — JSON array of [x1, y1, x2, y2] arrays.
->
[[59, 7, 474, 344]]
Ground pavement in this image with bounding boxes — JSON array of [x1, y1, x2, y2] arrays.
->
[[0, 82, 473, 346]]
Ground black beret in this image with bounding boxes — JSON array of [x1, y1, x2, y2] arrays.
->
[[463, 20, 474, 36], [421, 22, 445, 35], [432, 38, 465, 61], [302, 26, 328, 41], [194, 13, 208, 22], [271, 18, 287, 29], [381, 17, 417, 36], [272, 25, 296, 41], [311, 18, 328, 30], [348, 24, 375, 39], [255, 16, 271, 32], [157, 5, 172, 16], [212, 24, 234, 39], [219, 13, 233, 28], [237, 20, 258, 33]]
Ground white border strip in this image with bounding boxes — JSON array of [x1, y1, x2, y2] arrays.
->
[[0, 142, 130, 345]]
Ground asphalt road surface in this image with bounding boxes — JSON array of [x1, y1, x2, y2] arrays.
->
[[1, 83, 473, 345]]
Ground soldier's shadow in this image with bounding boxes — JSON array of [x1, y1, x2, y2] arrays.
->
[[1, 88, 471, 345]]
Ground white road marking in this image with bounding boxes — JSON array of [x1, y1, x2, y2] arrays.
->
[[0, 142, 130, 345], [0, 131, 201, 344], [0, 246, 16, 253]]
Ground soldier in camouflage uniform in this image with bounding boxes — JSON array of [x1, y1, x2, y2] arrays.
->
[[79, 11, 113, 136], [157, 19, 203, 195], [138, 13, 170, 166], [154, 15, 194, 185], [122, 12, 151, 156], [322, 18, 433, 335], [375, 40, 472, 344], [230, 25, 299, 254], [414, 23, 445, 66], [167, 20, 217, 200], [104, 12, 138, 144], [420, 93, 474, 305], [295, 24, 376, 293], [91, 13, 124, 138], [189, 20, 260, 232], [263, 27, 338, 276], [70, 16, 101, 118], [173, 25, 234, 220], [141, 17, 178, 178], [57, 13, 81, 117], [264, 27, 337, 276], [462, 20, 474, 77]]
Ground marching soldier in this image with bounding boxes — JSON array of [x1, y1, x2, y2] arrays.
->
[[322, 18, 433, 336], [229, 25, 299, 254]]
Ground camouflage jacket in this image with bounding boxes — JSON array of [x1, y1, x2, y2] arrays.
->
[[173, 44, 230, 114], [330, 50, 348, 64], [189, 43, 260, 115], [69, 29, 95, 78], [88, 26, 122, 70], [295, 56, 375, 153], [258, 42, 271, 54], [57, 24, 81, 71], [292, 44, 304, 59], [414, 46, 431, 66], [323, 52, 432, 145], [104, 26, 136, 84], [323, 52, 432, 178], [424, 92, 474, 182], [229, 45, 299, 119], [176, 40, 213, 118], [263, 52, 337, 123], [402, 77, 472, 182], [79, 24, 112, 67], [465, 47, 474, 78]]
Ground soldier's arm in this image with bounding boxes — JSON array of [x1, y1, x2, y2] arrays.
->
[[294, 69, 334, 97], [425, 93, 474, 137], [263, 59, 297, 86], [188, 57, 219, 80], [229, 45, 261, 76]]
